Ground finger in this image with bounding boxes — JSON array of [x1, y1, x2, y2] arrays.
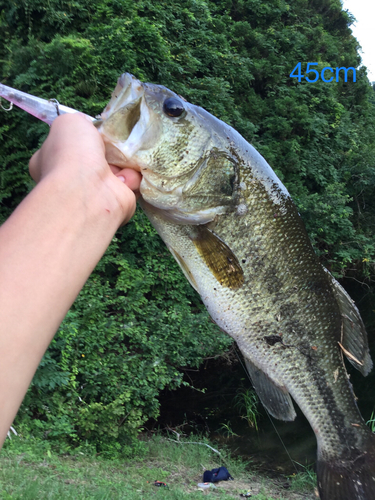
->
[[49, 114, 106, 162], [29, 149, 42, 182], [119, 187, 138, 226], [115, 168, 142, 192]]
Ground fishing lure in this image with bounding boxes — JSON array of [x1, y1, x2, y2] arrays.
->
[[0, 83, 94, 125]]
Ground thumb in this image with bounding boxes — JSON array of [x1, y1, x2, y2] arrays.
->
[[112, 167, 142, 193]]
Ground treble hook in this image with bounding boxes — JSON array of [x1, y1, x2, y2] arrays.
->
[[0, 97, 13, 112]]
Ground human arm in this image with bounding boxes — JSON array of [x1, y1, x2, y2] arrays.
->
[[0, 114, 141, 445]]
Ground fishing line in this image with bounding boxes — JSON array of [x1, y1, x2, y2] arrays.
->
[[234, 347, 299, 475]]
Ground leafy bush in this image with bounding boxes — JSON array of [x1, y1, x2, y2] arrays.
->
[[1, 0, 375, 451]]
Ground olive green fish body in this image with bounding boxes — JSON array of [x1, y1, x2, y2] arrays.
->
[[142, 146, 369, 461], [98, 74, 375, 499]]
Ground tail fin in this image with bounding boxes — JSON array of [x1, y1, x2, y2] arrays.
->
[[317, 433, 375, 500]]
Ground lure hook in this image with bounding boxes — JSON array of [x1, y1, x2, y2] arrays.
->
[[0, 97, 13, 112]]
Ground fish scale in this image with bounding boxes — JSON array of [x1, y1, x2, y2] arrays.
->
[[217, 195, 363, 451]]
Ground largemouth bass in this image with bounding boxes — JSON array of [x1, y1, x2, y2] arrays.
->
[[2, 75, 375, 499], [96, 74, 375, 500]]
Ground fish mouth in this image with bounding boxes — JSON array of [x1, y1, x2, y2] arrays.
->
[[100, 73, 144, 123], [97, 74, 223, 225], [96, 73, 156, 173]]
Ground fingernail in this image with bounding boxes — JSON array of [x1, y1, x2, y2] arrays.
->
[[117, 176, 126, 183]]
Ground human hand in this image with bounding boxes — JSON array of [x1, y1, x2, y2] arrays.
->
[[29, 113, 142, 225]]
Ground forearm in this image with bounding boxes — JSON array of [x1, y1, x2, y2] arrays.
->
[[0, 166, 127, 443]]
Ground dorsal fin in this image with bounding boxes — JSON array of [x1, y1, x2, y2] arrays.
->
[[325, 270, 373, 376], [243, 357, 296, 421]]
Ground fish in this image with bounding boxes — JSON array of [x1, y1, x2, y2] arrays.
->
[[2, 75, 375, 499]]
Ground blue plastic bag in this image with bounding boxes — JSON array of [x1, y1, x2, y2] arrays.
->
[[203, 466, 234, 483]]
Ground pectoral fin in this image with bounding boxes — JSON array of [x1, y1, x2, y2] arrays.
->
[[325, 270, 373, 376], [167, 246, 198, 292], [244, 358, 296, 421], [188, 226, 244, 290]]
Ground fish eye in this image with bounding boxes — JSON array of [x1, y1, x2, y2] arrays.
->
[[163, 97, 185, 117]]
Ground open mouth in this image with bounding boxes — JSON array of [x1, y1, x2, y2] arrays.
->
[[95, 74, 150, 172]]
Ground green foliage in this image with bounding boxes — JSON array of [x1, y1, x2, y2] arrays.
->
[[234, 389, 260, 431], [218, 421, 239, 438], [1, 0, 375, 271], [366, 410, 375, 433], [289, 462, 317, 493], [1, 0, 375, 449]]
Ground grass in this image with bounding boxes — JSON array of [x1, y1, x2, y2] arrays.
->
[[0, 434, 316, 499], [288, 462, 317, 493], [366, 410, 375, 433], [234, 389, 261, 431], [217, 421, 239, 438]]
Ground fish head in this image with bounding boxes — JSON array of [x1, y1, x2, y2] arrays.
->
[[96, 73, 241, 224]]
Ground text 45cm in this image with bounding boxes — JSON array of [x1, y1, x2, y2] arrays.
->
[[290, 62, 356, 83]]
